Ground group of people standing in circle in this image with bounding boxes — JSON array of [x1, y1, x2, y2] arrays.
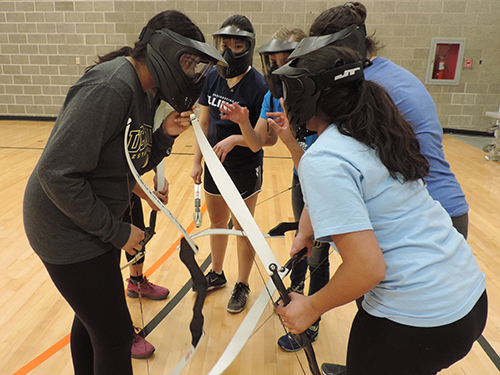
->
[[23, 2, 487, 375]]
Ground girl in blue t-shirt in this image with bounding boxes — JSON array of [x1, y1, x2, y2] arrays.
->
[[191, 15, 268, 314], [308, 1, 470, 239], [273, 45, 486, 375]]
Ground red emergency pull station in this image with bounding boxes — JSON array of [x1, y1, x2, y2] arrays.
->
[[464, 58, 473, 68]]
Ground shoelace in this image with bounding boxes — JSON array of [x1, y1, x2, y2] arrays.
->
[[141, 277, 154, 291], [232, 284, 249, 302]]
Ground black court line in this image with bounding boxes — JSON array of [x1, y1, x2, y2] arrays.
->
[[478, 334, 500, 371], [139, 254, 211, 337], [137, 252, 500, 372]]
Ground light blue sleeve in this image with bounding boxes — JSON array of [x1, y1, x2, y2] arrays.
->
[[299, 149, 373, 242]]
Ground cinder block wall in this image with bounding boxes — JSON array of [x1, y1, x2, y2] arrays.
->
[[0, 0, 499, 131]]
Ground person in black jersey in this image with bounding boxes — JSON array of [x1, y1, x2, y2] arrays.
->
[[191, 15, 268, 314]]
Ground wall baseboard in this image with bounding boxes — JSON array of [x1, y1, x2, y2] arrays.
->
[[0, 115, 57, 122], [443, 128, 490, 137]]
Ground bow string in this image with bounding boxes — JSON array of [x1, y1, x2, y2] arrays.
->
[[191, 114, 320, 375], [124, 119, 207, 375]]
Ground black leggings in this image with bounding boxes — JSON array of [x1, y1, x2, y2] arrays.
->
[[123, 193, 146, 265], [43, 249, 133, 375], [346, 291, 487, 375]]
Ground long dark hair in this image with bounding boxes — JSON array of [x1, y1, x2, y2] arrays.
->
[[309, 2, 381, 57], [86, 10, 204, 71], [220, 14, 254, 33], [301, 46, 429, 182]]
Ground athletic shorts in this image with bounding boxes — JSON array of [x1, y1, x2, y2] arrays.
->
[[203, 163, 262, 200]]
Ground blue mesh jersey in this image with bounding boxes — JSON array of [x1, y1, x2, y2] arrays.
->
[[199, 67, 268, 170], [365, 57, 468, 217]]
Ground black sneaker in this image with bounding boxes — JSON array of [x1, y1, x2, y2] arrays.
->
[[205, 270, 227, 291], [277, 323, 319, 352], [321, 363, 346, 375], [227, 282, 250, 313]]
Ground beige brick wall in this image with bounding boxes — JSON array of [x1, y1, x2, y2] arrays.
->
[[0, 0, 499, 131]]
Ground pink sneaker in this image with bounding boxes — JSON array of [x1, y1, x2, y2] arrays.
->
[[127, 277, 170, 300], [132, 329, 155, 359]]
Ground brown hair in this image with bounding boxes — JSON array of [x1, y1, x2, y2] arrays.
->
[[272, 27, 307, 43], [309, 2, 381, 57], [86, 10, 204, 71], [298, 45, 429, 182]]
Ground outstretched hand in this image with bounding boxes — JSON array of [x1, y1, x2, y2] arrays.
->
[[266, 101, 296, 147], [219, 101, 249, 125]]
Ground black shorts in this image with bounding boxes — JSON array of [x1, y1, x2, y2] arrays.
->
[[203, 163, 262, 199]]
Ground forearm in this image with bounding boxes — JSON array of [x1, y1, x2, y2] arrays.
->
[[309, 262, 377, 315], [298, 207, 314, 238], [286, 140, 304, 171], [194, 108, 210, 165], [309, 231, 386, 315], [237, 118, 267, 152]]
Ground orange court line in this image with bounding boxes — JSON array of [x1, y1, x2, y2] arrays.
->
[[12, 334, 71, 375], [11, 203, 207, 375], [145, 203, 207, 277]]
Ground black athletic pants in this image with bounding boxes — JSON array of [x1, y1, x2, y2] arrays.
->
[[346, 291, 487, 375], [43, 249, 134, 375], [123, 193, 146, 265]]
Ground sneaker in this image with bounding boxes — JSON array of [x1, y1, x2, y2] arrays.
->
[[227, 282, 250, 313], [321, 363, 347, 375], [277, 323, 319, 352], [206, 270, 227, 291], [132, 328, 155, 359], [127, 277, 170, 300], [274, 284, 305, 307]]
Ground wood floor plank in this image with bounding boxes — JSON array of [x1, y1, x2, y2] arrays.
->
[[1, 121, 499, 374]]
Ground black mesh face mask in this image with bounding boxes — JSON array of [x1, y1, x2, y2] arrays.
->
[[142, 27, 227, 112], [257, 39, 298, 98], [212, 26, 255, 79], [274, 56, 364, 135]]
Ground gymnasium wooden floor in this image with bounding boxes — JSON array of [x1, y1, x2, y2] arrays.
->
[[1, 120, 500, 375]]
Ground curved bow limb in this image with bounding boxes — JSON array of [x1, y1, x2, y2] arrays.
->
[[191, 114, 319, 375], [189, 221, 297, 241], [124, 123, 206, 375]]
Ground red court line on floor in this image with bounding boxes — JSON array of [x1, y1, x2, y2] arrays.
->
[[11, 203, 207, 375]]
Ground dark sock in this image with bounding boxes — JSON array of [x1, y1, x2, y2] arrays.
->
[[130, 275, 143, 284]]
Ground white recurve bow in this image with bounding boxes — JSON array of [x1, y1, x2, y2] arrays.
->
[[124, 116, 205, 375], [191, 114, 291, 374]]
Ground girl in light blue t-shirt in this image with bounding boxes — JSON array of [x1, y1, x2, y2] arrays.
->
[[273, 45, 486, 375]]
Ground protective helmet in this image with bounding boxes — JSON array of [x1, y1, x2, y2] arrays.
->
[[257, 39, 298, 99], [141, 27, 227, 113], [288, 24, 369, 65], [212, 26, 255, 79], [273, 55, 364, 133]]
